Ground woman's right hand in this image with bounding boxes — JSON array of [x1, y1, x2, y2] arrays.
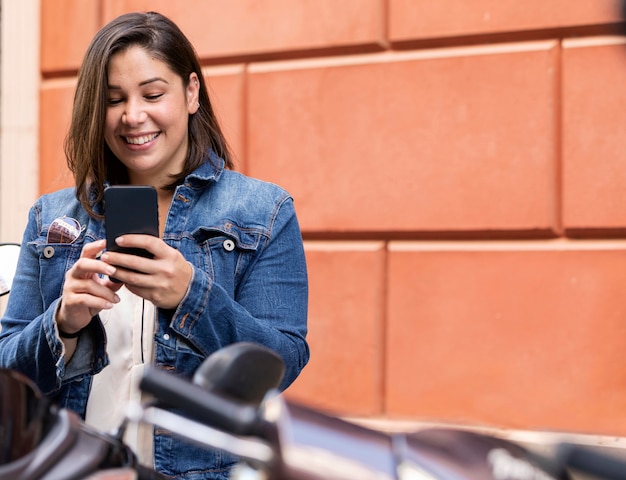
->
[[56, 239, 122, 335]]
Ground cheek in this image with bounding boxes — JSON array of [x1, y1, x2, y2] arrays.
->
[[103, 113, 118, 143], [157, 105, 189, 133]]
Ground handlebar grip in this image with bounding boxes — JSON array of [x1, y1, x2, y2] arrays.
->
[[556, 443, 626, 480], [139, 367, 261, 436]]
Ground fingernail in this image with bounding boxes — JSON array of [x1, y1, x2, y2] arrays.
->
[[113, 294, 121, 303], [106, 265, 116, 275]]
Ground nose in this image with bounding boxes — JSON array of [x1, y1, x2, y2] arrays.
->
[[122, 100, 147, 126]]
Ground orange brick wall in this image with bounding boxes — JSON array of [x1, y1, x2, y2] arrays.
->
[[39, 0, 626, 435]]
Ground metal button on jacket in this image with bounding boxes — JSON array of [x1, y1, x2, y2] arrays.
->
[[43, 246, 55, 258], [223, 239, 235, 252]]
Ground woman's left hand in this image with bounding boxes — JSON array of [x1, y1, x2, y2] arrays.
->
[[101, 235, 192, 309]]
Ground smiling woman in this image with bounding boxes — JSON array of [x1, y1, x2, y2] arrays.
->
[[103, 45, 199, 190], [0, 11, 309, 480]]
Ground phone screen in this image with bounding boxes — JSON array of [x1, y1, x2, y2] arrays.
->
[[104, 185, 159, 263]]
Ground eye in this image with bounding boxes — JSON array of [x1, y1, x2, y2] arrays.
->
[[108, 98, 123, 106], [145, 93, 164, 101]]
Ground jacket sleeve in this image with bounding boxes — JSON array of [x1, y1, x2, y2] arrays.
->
[[170, 196, 309, 390], [0, 203, 107, 395]]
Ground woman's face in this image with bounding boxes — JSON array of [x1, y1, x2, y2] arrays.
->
[[104, 45, 199, 186]]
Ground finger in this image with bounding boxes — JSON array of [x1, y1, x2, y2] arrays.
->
[[64, 291, 118, 311], [81, 239, 107, 258], [114, 234, 161, 256], [57, 292, 117, 332], [69, 257, 117, 280], [66, 273, 121, 302], [103, 276, 125, 292], [125, 256, 192, 309], [101, 251, 151, 278], [57, 279, 120, 330]]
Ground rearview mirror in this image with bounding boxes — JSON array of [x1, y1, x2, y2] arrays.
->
[[193, 342, 285, 406]]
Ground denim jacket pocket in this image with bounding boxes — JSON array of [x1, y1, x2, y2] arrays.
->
[[191, 224, 262, 294], [31, 240, 83, 308], [191, 221, 261, 251]]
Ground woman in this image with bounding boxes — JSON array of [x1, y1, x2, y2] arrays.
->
[[0, 11, 309, 480]]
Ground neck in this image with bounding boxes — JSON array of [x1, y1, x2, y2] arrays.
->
[[157, 189, 174, 237]]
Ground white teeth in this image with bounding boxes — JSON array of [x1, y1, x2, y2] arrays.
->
[[125, 133, 158, 145]]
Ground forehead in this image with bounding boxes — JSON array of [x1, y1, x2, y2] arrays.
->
[[107, 45, 179, 85]]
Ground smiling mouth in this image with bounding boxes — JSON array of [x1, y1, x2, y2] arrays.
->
[[124, 133, 160, 145]]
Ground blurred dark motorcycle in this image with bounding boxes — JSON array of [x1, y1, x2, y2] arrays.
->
[[134, 340, 577, 480], [0, 368, 164, 480], [0, 243, 165, 480], [1, 242, 625, 479]]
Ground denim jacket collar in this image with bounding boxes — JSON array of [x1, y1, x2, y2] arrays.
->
[[187, 152, 225, 184], [100, 152, 225, 190]]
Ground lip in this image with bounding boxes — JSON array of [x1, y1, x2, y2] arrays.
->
[[121, 132, 160, 146]]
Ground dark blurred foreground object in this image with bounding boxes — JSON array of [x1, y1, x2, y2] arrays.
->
[[0, 370, 49, 465], [137, 342, 573, 480], [556, 442, 626, 480], [0, 369, 164, 479]]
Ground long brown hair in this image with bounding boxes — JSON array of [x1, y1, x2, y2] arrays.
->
[[64, 11, 233, 218]]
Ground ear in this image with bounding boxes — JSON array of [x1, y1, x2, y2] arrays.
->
[[187, 72, 200, 114]]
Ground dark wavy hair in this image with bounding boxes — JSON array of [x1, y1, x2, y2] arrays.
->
[[64, 11, 233, 218]]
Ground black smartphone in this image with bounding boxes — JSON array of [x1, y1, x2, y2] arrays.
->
[[104, 186, 159, 281]]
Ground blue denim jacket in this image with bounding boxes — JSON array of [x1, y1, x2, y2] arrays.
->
[[0, 157, 309, 479]]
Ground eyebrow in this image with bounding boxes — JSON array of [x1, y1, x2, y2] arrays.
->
[[107, 77, 170, 89]]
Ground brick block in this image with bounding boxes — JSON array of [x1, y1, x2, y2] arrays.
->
[[285, 241, 386, 416], [247, 42, 559, 235], [386, 241, 626, 435], [39, 80, 76, 194], [562, 37, 626, 234], [104, 0, 384, 60], [389, 0, 624, 43], [202, 65, 246, 171], [40, 0, 100, 73]]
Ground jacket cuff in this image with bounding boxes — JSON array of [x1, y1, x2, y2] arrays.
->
[[170, 262, 211, 337]]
